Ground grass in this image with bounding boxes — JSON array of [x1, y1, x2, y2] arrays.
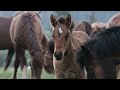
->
[[0, 67, 55, 79], [0, 50, 55, 79]]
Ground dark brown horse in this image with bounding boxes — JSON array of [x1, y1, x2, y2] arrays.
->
[[0, 15, 29, 79], [74, 21, 92, 36], [106, 13, 120, 78], [77, 26, 120, 79], [10, 11, 46, 79], [50, 14, 89, 79], [0, 16, 15, 71]]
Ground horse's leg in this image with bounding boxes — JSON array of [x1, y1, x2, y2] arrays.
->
[[86, 65, 96, 79], [99, 59, 116, 79], [4, 48, 14, 71], [12, 46, 21, 79], [20, 50, 28, 79], [30, 51, 44, 79]]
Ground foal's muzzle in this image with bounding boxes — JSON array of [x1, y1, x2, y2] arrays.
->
[[54, 52, 63, 60]]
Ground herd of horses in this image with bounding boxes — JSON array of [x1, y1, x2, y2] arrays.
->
[[0, 11, 120, 79]]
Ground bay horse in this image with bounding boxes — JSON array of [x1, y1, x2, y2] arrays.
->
[[50, 14, 90, 79], [74, 21, 92, 36], [107, 13, 120, 28], [10, 11, 46, 79], [77, 26, 120, 79]]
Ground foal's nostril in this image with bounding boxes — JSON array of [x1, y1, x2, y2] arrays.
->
[[54, 52, 63, 60]]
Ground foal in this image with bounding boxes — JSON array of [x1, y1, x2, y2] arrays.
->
[[50, 14, 89, 79]]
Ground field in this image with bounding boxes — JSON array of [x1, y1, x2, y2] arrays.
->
[[0, 67, 55, 79]]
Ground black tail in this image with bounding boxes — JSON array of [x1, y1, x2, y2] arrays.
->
[[4, 49, 14, 71]]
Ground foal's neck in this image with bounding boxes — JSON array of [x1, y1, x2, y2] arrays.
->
[[64, 38, 76, 63]]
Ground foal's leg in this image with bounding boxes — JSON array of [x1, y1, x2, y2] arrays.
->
[[30, 51, 44, 79], [4, 48, 14, 71], [13, 47, 22, 79], [20, 50, 27, 79]]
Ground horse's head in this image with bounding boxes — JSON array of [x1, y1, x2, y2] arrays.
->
[[50, 14, 72, 60], [77, 45, 96, 79]]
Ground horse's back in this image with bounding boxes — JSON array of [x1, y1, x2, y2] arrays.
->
[[74, 21, 92, 36], [107, 13, 120, 27], [10, 11, 43, 45], [91, 22, 107, 31], [72, 31, 90, 50], [73, 31, 90, 43]]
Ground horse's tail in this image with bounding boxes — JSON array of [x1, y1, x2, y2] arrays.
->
[[22, 13, 44, 72], [3, 49, 25, 71], [3, 49, 14, 71]]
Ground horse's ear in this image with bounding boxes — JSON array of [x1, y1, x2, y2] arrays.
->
[[50, 14, 58, 27], [65, 14, 71, 29]]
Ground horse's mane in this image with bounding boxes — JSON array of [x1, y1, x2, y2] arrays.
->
[[84, 26, 120, 58], [58, 16, 75, 31]]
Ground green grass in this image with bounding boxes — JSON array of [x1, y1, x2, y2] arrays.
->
[[0, 67, 55, 79]]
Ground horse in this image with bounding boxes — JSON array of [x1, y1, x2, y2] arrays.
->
[[50, 14, 90, 79], [43, 38, 54, 74], [91, 22, 107, 32], [10, 11, 47, 79], [0, 16, 15, 70], [106, 13, 120, 28], [74, 21, 92, 36], [77, 26, 120, 79]]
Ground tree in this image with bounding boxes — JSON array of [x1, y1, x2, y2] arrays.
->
[[89, 11, 97, 24], [54, 11, 71, 18]]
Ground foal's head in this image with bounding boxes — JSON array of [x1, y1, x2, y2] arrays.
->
[[50, 14, 72, 60]]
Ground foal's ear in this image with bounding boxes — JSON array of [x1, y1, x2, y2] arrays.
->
[[50, 14, 58, 27], [65, 14, 71, 28]]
